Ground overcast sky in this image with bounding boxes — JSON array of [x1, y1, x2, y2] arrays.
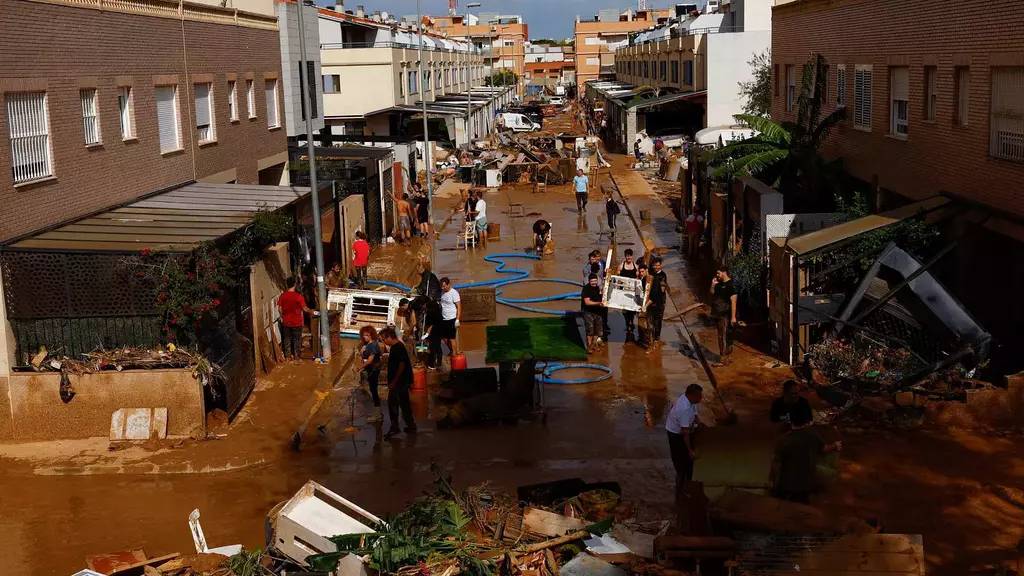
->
[[321, 0, 696, 41]]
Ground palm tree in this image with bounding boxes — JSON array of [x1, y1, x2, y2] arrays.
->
[[709, 54, 846, 211]]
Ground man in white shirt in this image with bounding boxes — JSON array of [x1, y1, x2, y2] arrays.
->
[[665, 384, 704, 484], [438, 277, 462, 359], [474, 194, 488, 247]]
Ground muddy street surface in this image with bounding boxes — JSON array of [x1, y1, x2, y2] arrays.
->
[[2, 119, 1023, 576]]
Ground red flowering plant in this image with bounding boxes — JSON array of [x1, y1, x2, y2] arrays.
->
[[127, 242, 234, 345]]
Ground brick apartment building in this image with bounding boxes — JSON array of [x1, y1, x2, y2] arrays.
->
[[573, 8, 672, 90], [0, 0, 289, 244], [771, 0, 1024, 360]]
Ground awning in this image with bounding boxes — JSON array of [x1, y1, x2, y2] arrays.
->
[[787, 196, 953, 256], [623, 90, 707, 110], [5, 182, 312, 253]]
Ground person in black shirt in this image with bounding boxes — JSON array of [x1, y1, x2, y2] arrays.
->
[[580, 273, 604, 353], [533, 218, 552, 254], [411, 295, 443, 369], [771, 379, 813, 427], [605, 191, 621, 235], [618, 248, 640, 341], [381, 327, 416, 438], [645, 257, 669, 347], [710, 263, 738, 362], [416, 264, 442, 302]]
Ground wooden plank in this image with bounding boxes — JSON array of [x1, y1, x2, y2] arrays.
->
[[791, 534, 925, 575], [522, 507, 587, 538]]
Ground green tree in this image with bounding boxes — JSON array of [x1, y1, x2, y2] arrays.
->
[[485, 68, 519, 87], [738, 49, 772, 116], [710, 53, 846, 211]]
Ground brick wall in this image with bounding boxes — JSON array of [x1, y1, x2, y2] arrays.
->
[[771, 0, 1024, 217], [0, 0, 287, 243]]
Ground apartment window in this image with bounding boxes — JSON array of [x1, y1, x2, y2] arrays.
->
[[80, 89, 101, 145], [227, 81, 238, 122], [246, 79, 256, 118], [671, 60, 679, 83], [954, 66, 969, 127], [684, 60, 694, 85], [398, 71, 405, 97], [436, 69, 442, 89], [836, 65, 846, 107], [323, 74, 341, 94], [586, 57, 600, 66], [155, 85, 182, 153], [408, 70, 418, 94], [424, 70, 431, 90], [265, 79, 279, 129], [118, 86, 135, 138], [194, 83, 214, 142], [889, 67, 909, 137], [785, 65, 796, 112], [990, 67, 1024, 162], [923, 66, 937, 121], [660, 61, 667, 82], [6, 91, 52, 184], [854, 65, 873, 130]]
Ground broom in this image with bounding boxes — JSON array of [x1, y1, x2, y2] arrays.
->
[[670, 303, 739, 426]]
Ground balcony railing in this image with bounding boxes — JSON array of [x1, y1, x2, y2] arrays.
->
[[320, 41, 482, 54]]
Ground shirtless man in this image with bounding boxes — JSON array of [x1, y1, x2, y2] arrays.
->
[[396, 193, 414, 243]]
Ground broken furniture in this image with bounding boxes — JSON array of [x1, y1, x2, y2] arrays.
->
[[269, 480, 382, 566], [326, 288, 407, 337], [188, 508, 243, 558]]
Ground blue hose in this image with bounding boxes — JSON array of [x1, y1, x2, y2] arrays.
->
[[538, 362, 614, 385], [366, 279, 413, 292], [366, 253, 584, 316]]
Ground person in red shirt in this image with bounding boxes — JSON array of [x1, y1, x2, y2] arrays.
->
[[277, 277, 314, 361], [352, 230, 371, 288]]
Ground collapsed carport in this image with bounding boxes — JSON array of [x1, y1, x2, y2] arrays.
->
[[0, 181, 314, 417]]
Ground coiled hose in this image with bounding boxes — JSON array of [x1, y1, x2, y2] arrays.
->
[[370, 254, 583, 316], [537, 362, 614, 385]]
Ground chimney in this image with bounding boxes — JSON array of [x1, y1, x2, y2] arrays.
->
[[355, 5, 365, 17]]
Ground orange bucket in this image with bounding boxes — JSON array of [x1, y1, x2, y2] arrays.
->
[[412, 367, 428, 392], [451, 354, 468, 371]]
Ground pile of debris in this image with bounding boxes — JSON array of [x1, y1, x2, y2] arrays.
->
[[28, 345, 215, 378]]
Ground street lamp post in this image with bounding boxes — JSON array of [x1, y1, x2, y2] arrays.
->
[[465, 2, 481, 145], [417, 0, 434, 266], [295, 0, 330, 360]]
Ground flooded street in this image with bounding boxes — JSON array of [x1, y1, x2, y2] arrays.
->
[[3, 134, 1023, 576]]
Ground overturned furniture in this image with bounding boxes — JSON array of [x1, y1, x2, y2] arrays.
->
[[327, 288, 408, 336], [268, 480, 382, 567]]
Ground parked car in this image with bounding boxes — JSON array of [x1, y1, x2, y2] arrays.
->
[[549, 96, 565, 106]]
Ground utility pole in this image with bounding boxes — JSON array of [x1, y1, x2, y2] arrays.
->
[[295, 0, 330, 360], [417, 0, 436, 267], [465, 2, 481, 145]]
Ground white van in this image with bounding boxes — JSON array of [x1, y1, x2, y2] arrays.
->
[[499, 112, 541, 132]]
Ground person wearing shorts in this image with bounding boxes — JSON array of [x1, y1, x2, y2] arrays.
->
[[580, 273, 604, 353], [438, 277, 461, 359], [473, 194, 488, 247]]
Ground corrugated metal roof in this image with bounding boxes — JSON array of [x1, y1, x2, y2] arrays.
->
[[622, 89, 706, 109], [6, 182, 312, 253], [786, 196, 952, 256]]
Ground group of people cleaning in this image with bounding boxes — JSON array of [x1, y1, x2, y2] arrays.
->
[[578, 248, 669, 354], [352, 267, 463, 439], [665, 378, 842, 505]]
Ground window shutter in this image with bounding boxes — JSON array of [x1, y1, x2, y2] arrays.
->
[[891, 67, 909, 101], [195, 83, 211, 127], [7, 92, 52, 183], [265, 80, 279, 128], [855, 67, 872, 128], [991, 67, 1024, 161], [80, 89, 100, 145], [156, 85, 180, 152]]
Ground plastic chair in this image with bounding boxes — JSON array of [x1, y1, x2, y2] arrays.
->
[[457, 220, 477, 249]]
